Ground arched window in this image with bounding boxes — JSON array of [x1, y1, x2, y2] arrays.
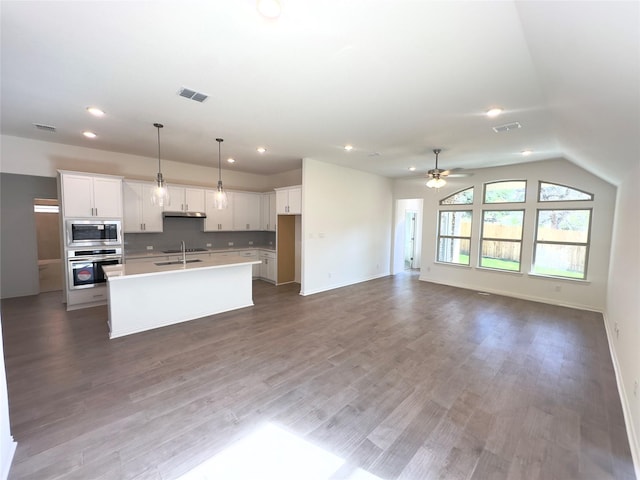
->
[[440, 187, 474, 205]]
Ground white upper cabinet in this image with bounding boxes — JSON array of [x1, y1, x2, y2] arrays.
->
[[261, 192, 277, 231], [123, 181, 163, 233], [233, 192, 261, 230], [61, 172, 122, 218], [204, 190, 234, 231], [165, 186, 206, 212], [275, 186, 302, 215]]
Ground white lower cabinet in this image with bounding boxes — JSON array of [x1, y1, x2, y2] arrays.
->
[[259, 251, 276, 283], [236, 250, 260, 277]]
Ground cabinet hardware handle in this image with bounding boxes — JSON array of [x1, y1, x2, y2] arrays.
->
[[185, 204, 189, 211], [95, 208, 98, 216]]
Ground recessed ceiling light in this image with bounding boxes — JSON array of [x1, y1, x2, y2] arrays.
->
[[257, 147, 266, 154], [408, 166, 416, 171], [521, 149, 533, 156], [257, 0, 281, 19], [486, 107, 503, 118], [82, 131, 97, 139], [86, 106, 105, 117], [227, 158, 235, 164], [344, 144, 354, 151]]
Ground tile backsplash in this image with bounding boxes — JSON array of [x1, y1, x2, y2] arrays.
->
[[124, 217, 275, 253]]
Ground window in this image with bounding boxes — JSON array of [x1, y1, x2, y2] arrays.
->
[[533, 209, 591, 279], [480, 210, 524, 271], [538, 181, 593, 202], [440, 187, 473, 205], [437, 211, 472, 265], [484, 180, 526, 203]]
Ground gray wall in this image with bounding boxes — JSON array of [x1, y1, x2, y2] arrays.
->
[[1, 173, 58, 299]]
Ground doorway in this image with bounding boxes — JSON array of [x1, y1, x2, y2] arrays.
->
[[34, 198, 62, 292], [392, 199, 424, 275]]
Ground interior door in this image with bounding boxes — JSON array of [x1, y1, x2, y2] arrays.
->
[[404, 211, 417, 269]]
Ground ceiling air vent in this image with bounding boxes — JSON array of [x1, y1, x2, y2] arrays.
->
[[178, 87, 208, 103], [33, 123, 56, 133], [492, 122, 521, 133]]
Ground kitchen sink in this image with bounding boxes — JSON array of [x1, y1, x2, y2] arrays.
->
[[154, 259, 203, 266]]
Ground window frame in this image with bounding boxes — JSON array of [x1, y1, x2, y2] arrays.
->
[[436, 209, 472, 266], [439, 187, 474, 206], [479, 208, 525, 272], [483, 180, 527, 204], [537, 181, 594, 202], [532, 207, 593, 280]]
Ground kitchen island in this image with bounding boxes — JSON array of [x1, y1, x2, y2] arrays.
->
[[103, 255, 261, 339]]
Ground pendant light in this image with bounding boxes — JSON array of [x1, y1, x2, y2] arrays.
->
[[151, 123, 171, 206], [214, 138, 228, 209]]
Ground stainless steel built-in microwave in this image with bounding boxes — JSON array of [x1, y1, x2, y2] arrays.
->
[[66, 220, 121, 248]]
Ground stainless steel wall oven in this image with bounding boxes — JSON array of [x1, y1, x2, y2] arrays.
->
[[67, 247, 122, 289]]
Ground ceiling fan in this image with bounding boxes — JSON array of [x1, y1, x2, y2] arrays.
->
[[425, 149, 470, 188]]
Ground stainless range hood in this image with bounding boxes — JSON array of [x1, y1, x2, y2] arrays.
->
[[162, 211, 207, 218]]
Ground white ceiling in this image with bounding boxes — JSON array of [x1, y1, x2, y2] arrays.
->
[[1, 1, 638, 184]]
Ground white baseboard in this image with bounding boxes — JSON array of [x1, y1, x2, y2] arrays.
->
[[1, 437, 17, 480], [602, 312, 640, 479], [300, 272, 389, 296]]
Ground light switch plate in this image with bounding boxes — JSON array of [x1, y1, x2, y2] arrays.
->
[[228, 242, 234, 246], [146, 246, 153, 250], [206, 243, 212, 247]]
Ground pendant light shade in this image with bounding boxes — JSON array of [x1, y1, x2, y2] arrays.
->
[[214, 138, 228, 210], [151, 123, 171, 207]]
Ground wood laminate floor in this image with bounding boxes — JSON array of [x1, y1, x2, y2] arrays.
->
[[1, 273, 636, 480]]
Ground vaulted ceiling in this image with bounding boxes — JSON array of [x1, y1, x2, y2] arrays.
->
[[1, 1, 638, 185]]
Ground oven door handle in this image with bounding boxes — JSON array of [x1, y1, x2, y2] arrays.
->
[[69, 256, 121, 263]]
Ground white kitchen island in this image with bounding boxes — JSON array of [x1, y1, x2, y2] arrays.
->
[[103, 255, 261, 339]]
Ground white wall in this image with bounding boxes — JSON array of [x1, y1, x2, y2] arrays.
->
[[394, 158, 616, 311], [605, 161, 640, 472], [0, 317, 17, 480], [0, 135, 301, 191], [301, 159, 392, 296]]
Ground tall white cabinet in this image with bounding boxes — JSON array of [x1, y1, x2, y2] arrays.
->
[[123, 180, 164, 232], [61, 172, 122, 218]]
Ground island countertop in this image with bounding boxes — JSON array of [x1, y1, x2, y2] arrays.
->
[[103, 255, 261, 279]]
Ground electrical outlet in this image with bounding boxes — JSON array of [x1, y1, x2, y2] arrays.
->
[[146, 246, 154, 251], [206, 243, 212, 247], [228, 242, 234, 246], [249, 241, 253, 245], [634, 379, 639, 397]]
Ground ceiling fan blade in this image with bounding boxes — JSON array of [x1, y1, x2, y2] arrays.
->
[[447, 172, 473, 178]]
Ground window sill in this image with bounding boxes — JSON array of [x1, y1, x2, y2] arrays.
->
[[475, 266, 524, 276], [527, 272, 591, 284], [433, 261, 473, 269]]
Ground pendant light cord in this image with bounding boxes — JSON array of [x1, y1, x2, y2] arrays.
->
[[216, 138, 223, 184], [154, 123, 164, 176]]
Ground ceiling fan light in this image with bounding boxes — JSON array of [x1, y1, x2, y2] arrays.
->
[[486, 107, 503, 118], [427, 177, 447, 189]]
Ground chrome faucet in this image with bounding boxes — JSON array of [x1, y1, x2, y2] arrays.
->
[[180, 240, 186, 266]]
